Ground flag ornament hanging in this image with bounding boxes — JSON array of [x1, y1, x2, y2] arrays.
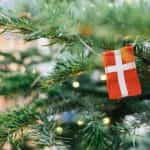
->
[[102, 46, 142, 100]]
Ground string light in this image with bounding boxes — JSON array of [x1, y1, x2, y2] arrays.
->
[[32, 68, 38, 74], [72, 81, 80, 88], [90, 3, 95, 8], [55, 126, 63, 135], [102, 117, 111, 125], [82, 7, 86, 12], [77, 120, 85, 126], [108, 2, 113, 8], [125, 0, 133, 5], [100, 74, 107, 81]]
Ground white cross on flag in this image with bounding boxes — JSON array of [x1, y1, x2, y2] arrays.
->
[[102, 46, 142, 100]]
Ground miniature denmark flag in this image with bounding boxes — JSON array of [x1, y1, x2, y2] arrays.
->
[[102, 46, 142, 100]]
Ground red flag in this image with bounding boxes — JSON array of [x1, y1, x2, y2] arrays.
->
[[102, 46, 142, 100]]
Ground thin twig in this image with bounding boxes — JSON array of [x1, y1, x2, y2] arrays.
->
[[78, 36, 99, 56]]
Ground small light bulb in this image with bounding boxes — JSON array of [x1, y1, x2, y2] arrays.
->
[[125, 0, 133, 5], [90, 3, 95, 8], [55, 126, 63, 135], [82, 7, 86, 11], [77, 120, 84, 126], [108, 3, 113, 8], [72, 81, 80, 88], [100, 74, 106, 81], [32, 68, 37, 74], [102, 117, 111, 125]]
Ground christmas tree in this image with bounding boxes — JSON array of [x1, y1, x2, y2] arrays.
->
[[0, 0, 150, 149]]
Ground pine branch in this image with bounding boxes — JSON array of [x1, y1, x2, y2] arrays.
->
[[42, 55, 95, 88], [0, 72, 38, 95], [0, 51, 22, 64], [0, 12, 35, 33], [0, 104, 37, 146], [0, 1, 150, 42], [0, 98, 52, 147], [79, 120, 121, 150], [0, 47, 52, 66], [80, 121, 106, 150], [0, 1, 149, 149], [28, 121, 58, 148], [135, 41, 150, 62]]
